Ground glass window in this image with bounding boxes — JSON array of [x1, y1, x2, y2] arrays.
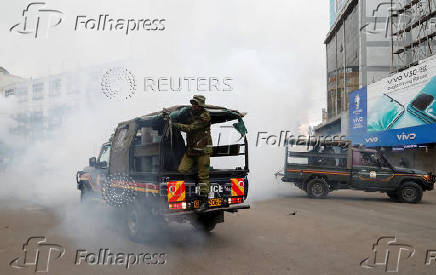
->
[[367, 47, 391, 67], [32, 82, 44, 100], [327, 37, 337, 119], [99, 145, 111, 165], [357, 151, 380, 167], [288, 144, 347, 168], [16, 86, 28, 102], [49, 79, 61, 97], [5, 89, 15, 97], [113, 128, 129, 151], [66, 74, 81, 94]]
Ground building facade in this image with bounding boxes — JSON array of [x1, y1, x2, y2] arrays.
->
[[316, 0, 436, 138], [0, 68, 104, 141], [344, 0, 436, 172], [317, 0, 394, 136], [391, 0, 436, 71]]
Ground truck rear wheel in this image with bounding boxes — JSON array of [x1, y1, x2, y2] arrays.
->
[[398, 181, 423, 203], [126, 200, 163, 241], [127, 203, 143, 241], [306, 178, 328, 199], [193, 213, 218, 232]]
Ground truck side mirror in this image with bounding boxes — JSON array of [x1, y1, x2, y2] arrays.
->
[[99, 161, 108, 169], [89, 157, 97, 167]]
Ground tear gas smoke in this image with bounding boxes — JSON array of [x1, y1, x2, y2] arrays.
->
[[0, 0, 328, 246]]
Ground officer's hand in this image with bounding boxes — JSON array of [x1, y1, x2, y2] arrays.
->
[[162, 108, 170, 119], [135, 117, 144, 125]]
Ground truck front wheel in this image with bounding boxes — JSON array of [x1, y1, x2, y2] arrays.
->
[[398, 181, 423, 203], [80, 184, 93, 203], [306, 178, 329, 199]]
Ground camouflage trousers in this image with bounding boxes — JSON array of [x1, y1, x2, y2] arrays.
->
[[178, 153, 210, 195]]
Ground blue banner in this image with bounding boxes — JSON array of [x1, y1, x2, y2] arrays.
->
[[348, 56, 436, 147]]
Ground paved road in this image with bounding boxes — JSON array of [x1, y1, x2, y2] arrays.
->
[[1, 189, 436, 275]]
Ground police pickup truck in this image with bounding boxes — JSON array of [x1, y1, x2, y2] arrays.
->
[[281, 139, 434, 203], [76, 105, 249, 240]]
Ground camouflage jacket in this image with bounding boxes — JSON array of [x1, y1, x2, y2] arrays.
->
[[173, 109, 213, 156]]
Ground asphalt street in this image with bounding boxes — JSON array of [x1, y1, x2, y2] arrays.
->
[[1, 189, 436, 275]]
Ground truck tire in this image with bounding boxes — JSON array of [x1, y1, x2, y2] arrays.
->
[[306, 178, 329, 199], [126, 202, 144, 241], [126, 200, 162, 242], [194, 213, 217, 232], [386, 191, 399, 201], [398, 181, 423, 203], [80, 184, 92, 203]]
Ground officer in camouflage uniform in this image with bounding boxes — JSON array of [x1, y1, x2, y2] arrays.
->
[[172, 95, 213, 203]]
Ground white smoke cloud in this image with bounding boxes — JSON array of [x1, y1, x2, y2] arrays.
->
[[0, 0, 329, 243]]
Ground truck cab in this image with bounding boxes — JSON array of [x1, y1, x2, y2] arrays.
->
[[76, 105, 250, 240], [281, 139, 434, 203]]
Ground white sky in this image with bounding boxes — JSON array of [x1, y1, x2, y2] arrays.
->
[[0, 0, 330, 201], [1, 0, 329, 125]]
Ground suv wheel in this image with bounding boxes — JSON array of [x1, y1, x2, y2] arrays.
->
[[306, 178, 329, 199], [386, 191, 399, 201], [398, 181, 423, 203]]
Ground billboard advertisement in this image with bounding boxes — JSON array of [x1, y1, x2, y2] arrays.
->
[[349, 56, 436, 146]]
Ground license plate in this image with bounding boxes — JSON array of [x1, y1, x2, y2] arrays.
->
[[208, 198, 222, 207]]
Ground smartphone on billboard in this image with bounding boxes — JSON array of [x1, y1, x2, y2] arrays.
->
[[407, 76, 436, 124], [367, 94, 404, 131]]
